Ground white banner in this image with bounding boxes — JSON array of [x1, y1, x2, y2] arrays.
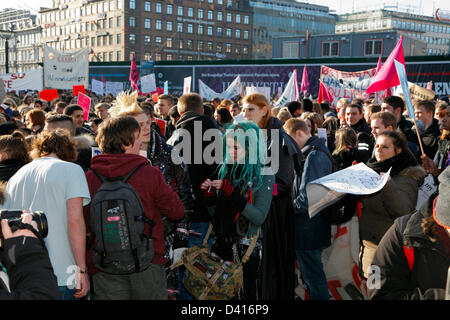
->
[[306, 163, 391, 218], [141, 73, 157, 94], [246, 87, 271, 103], [183, 76, 192, 94], [105, 81, 124, 96], [221, 75, 241, 100], [198, 79, 221, 101], [44, 46, 89, 89], [1, 69, 43, 92], [91, 79, 105, 96], [274, 70, 298, 107]]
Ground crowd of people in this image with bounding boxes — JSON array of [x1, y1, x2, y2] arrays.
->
[[0, 87, 448, 300]]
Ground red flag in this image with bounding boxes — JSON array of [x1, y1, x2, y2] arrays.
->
[[367, 37, 405, 94], [300, 65, 309, 95], [129, 52, 139, 91], [39, 89, 58, 102], [73, 85, 86, 96], [318, 81, 333, 104], [376, 56, 382, 74]]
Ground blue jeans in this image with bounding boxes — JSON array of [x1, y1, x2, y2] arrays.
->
[[58, 286, 78, 300], [296, 249, 329, 300], [178, 222, 214, 300]]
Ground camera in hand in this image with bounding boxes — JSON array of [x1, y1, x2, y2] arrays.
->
[[0, 210, 48, 239]]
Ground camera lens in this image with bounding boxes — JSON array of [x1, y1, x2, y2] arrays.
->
[[32, 211, 48, 239]]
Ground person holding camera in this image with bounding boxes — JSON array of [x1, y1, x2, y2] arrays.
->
[[0, 212, 60, 299]]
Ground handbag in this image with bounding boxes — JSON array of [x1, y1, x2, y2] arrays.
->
[[170, 224, 260, 300]]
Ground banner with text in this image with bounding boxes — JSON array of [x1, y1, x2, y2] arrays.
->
[[44, 46, 89, 89], [1, 68, 43, 92]]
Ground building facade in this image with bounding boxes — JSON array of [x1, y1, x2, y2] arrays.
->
[[249, 0, 336, 59], [0, 8, 41, 74], [272, 31, 427, 59], [335, 10, 450, 56], [39, 0, 253, 62]]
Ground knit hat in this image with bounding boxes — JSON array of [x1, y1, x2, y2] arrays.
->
[[434, 166, 450, 229]]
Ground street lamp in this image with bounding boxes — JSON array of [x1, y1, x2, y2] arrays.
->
[[0, 25, 15, 74]]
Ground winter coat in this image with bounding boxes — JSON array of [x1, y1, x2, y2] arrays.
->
[[174, 111, 220, 222], [359, 164, 427, 277], [0, 236, 60, 300], [414, 118, 441, 160], [293, 136, 333, 250], [261, 117, 302, 300], [333, 147, 366, 169], [433, 137, 450, 175], [0, 159, 27, 182], [84, 153, 184, 273], [368, 209, 449, 300]]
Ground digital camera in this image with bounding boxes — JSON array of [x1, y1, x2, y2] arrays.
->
[[0, 210, 48, 239]]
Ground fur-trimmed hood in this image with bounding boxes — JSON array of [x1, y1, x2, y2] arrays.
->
[[398, 165, 427, 185], [71, 134, 95, 150]]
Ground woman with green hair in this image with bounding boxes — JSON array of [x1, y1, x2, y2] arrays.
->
[[200, 121, 275, 300]]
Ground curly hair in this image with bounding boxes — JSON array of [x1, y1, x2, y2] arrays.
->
[[30, 129, 77, 162], [0, 131, 31, 164]]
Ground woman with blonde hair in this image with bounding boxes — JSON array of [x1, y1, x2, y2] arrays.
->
[[241, 92, 302, 300]]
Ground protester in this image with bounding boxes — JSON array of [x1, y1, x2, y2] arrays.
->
[[84, 116, 184, 299], [359, 131, 427, 278], [322, 116, 339, 153], [284, 118, 333, 300], [54, 101, 67, 115], [215, 107, 234, 131], [24, 109, 45, 135], [94, 103, 110, 120], [277, 107, 293, 124], [286, 101, 302, 118], [434, 101, 447, 120], [242, 92, 302, 300], [413, 100, 441, 160], [381, 96, 417, 145], [336, 98, 351, 128], [2, 129, 91, 300], [364, 104, 381, 126], [88, 118, 103, 135], [156, 94, 175, 139], [63, 104, 95, 136], [368, 166, 450, 300], [201, 121, 275, 299], [0, 132, 31, 182], [332, 127, 363, 169]]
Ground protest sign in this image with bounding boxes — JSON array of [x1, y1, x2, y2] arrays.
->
[[183, 77, 192, 94], [39, 89, 58, 102], [274, 70, 298, 107], [141, 73, 157, 94], [416, 174, 438, 210], [73, 85, 86, 96], [91, 79, 105, 96], [1, 69, 43, 92], [105, 81, 124, 96], [164, 81, 169, 95], [393, 81, 436, 102], [246, 87, 271, 102], [44, 46, 89, 89], [306, 163, 391, 218], [77, 92, 91, 121], [320, 66, 383, 108]]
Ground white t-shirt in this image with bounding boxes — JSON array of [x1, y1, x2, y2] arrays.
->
[[3, 157, 91, 286]]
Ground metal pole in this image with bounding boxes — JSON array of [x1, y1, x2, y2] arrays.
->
[[5, 39, 8, 74]]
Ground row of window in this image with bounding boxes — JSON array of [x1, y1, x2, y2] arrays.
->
[[337, 19, 450, 35], [136, 0, 235, 10], [139, 2, 249, 24], [43, 16, 122, 38]]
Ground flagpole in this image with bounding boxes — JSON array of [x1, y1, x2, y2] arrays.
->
[[411, 116, 426, 156]]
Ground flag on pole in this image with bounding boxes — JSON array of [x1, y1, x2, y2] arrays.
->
[[129, 52, 139, 91], [221, 75, 242, 100], [367, 37, 405, 94], [318, 81, 334, 104], [301, 65, 309, 96], [274, 70, 299, 107], [376, 56, 382, 74]]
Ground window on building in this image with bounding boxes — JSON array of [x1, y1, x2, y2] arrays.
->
[[282, 41, 299, 58], [235, 29, 240, 38], [156, 3, 162, 13], [178, 6, 183, 16], [145, 35, 151, 45], [129, 17, 136, 27], [218, 12, 223, 21], [198, 9, 204, 19], [217, 27, 223, 37], [156, 36, 162, 46], [129, 34, 136, 43], [145, 1, 151, 12], [208, 10, 213, 20], [188, 8, 194, 17], [226, 28, 232, 37], [117, 51, 122, 61], [244, 15, 249, 25], [145, 18, 151, 29], [226, 43, 231, 53], [322, 41, 339, 57], [227, 13, 232, 22], [117, 16, 122, 27], [188, 24, 193, 33], [243, 45, 248, 55], [364, 39, 383, 56], [187, 39, 193, 49], [207, 42, 213, 51], [117, 33, 122, 44], [177, 23, 183, 32], [244, 30, 249, 39], [167, 54, 173, 61], [167, 5, 173, 14], [217, 42, 222, 52], [236, 14, 241, 24], [167, 21, 173, 32], [208, 26, 213, 36], [130, 0, 135, 9], [198, 25, 204, 34], [156, 20, 162, 30], [109, 18, 113, 28], [155, 53, 161, 61], [198, 41, 203, 51], [167, 37, 172, 48]]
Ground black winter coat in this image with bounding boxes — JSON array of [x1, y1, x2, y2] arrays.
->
[[368, 209, 449, 300], [0, 236, 60, 300], [0, 159, 26, 182]]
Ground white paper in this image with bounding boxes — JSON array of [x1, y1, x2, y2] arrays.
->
[[105, 81, 124, 96], [1, 68, 44, 92], [183, 77, 192, 94], [91, 79, 105, 96], [415, 174, 438, 210], [317, 128, 328, 146], [306, 163, 391, 218], [246, 86, 271, 103], [140, 73, 157, 94]]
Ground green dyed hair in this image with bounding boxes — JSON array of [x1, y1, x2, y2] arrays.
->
[[217, 121, 267, 192]]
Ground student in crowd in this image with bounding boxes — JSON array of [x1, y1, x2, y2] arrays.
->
[[24, 109, 45, 135], [381, 95, 417, 145], [413, 100, 441, 160], [368, 167, 450, 300], [2, 129, 91, 300], [201, 121, 275, 299], [84, 116, 184, 299], [63, 104, 95, 137], [156, 94, 175, 140], [94, 103, 110, 120], [360, 131, 427, 278], [332, 127, 363, 169], [0, 131, 31, 182], [284, 118, 333, 300], [277, 107, 293, 124], [286, 101, 302, 118], [215, 107, 234, 131], [364, 104, 381, 126], [242, 92, 302, 300]]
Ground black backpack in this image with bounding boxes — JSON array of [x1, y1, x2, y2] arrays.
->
[[302, 145, 356, 225], [90, 163, 155, 274]]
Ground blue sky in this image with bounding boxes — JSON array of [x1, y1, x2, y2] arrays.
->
[[1, 0, 449, 16]]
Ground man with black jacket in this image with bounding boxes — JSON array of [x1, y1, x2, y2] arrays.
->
[[0, 214, 60, 299]]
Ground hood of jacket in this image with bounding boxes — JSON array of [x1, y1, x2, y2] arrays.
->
[[90, 153, 150, 179], [398, 165, 427, 186], [175, 111, 205, 130], [72, 134, 95, 150]]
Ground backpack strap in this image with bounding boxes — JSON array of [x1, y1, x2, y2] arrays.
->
[[123, 163, 148, 183], [91, 163, 148, 184]]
